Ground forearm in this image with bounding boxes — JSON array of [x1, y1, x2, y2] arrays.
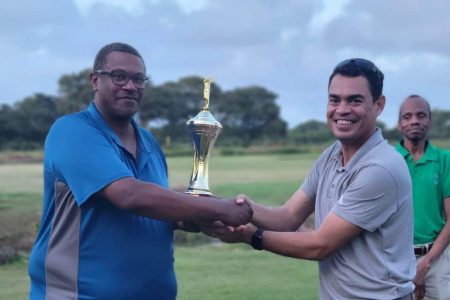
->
[[259, 231, 330, 260], [103, 178, 226, 222], [425, 222, 450, 264], [251, 189, 314, 231], [425, 199, 450, 264], [251, 203, 301, 231]]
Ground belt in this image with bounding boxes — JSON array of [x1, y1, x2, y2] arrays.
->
[[414, 242, 433, 257]]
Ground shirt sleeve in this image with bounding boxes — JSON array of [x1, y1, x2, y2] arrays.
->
[[332, 164, 399, 232], [46, 116, 133, 206]]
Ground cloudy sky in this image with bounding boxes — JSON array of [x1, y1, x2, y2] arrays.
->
[[1, 0, 450, 128]]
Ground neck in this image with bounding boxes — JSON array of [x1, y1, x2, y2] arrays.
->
[[94, 101, 137, 158], [340, 146, 359, 166], [402, 139, 427, 161]]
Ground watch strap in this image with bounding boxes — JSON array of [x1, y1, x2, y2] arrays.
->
[[251, 228, 265, 250]]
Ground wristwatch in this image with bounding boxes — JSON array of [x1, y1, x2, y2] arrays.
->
[[250, 228, 265, 250]]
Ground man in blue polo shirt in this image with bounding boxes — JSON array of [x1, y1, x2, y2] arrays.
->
[[28, 42, 252, 300]]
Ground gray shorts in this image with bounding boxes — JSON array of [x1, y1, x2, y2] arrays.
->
[[415, 248, 450, 300]]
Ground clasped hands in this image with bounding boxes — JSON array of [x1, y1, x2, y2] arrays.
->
[[200, 194, 257, 244]]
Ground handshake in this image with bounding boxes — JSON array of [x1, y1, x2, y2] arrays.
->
[[177, 194, 259, 245]]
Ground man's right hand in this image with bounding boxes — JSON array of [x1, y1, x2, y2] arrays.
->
[[218, 198, 253, 226]]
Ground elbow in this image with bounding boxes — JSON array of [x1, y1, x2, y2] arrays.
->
[[306, 241, 335, 261], [313, 247, 333, 261], [103, 178, 144, 211]]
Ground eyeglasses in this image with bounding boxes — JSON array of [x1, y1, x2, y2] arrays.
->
[[95, 69, 149, 89], [334, 58, 384, 81]]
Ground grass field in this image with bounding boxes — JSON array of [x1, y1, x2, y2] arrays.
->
[[0, 153, 319, 299]]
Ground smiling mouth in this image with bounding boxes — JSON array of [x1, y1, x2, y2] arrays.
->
[[335, 119, 356, 125], [118, 97, 139, 102]]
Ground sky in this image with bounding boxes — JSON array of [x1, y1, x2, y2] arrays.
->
[[1, 0, 450, 129]]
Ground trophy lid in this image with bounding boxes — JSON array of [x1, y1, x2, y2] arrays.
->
[[186, 78, 222, 128], [186, 109, 222, 128]]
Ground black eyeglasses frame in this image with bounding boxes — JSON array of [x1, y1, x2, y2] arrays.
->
[[94, 69, 149, 89]]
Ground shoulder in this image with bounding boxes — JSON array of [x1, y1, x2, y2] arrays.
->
[[370, 141, 406, 167], [45, 111, 106, 151], [359, 142, 411, 187], [434, 145, 450, 159], [316, 141, 341, 163], [50, 111, 95, 135]]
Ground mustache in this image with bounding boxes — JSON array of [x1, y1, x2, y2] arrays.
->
[[117, 91, 140, 100]]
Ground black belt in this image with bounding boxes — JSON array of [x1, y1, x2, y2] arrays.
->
[[414, 242, 433, 256]]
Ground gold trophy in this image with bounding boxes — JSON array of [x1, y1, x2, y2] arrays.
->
[[186, 78, 223, 196]]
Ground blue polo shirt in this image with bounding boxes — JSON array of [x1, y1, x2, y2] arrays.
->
[[28, 102, 176, 300]]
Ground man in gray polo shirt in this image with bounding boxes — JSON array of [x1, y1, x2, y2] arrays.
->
[[205, 58, 416, 299]]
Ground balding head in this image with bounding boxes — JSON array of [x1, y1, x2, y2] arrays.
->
[[398, 95, 431, 122], [397, 95, 431, 144]]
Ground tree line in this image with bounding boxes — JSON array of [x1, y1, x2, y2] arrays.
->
[[1, 69, 449, 150]]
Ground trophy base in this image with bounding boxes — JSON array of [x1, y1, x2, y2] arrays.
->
[[185, 189, 213, 197]]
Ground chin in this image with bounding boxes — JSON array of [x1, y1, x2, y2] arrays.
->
[[115, 110, 137, 121]]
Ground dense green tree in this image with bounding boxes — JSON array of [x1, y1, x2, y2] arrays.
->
[[57, 69, 94, 115], [139, 76, 222, 143], [429, 109, 450, 139], [288, 120, 333, 144], [9, 93, 59, 148], [0, 104, 15, 149], [2, 67, 449, 151], [216, 86, 287, 146]]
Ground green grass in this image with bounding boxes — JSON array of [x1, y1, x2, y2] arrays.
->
[[175, 244, 318, 300], [0, 153, 319, 299], [0, 164, 43, 194], [0, 258, 30, 299]]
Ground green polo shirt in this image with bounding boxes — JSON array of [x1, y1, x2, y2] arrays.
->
[[396, 141, 450, 244]]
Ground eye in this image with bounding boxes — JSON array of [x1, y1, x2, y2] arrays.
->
[[417, 113, 427, 119], [348, 98, 362, 104], [133, 76, 147, 84], [328, 97, 339, 104], [111, 71, 128, 82]]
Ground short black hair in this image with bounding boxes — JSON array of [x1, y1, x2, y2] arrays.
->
[[93, 42, 144, 71], [328, 58, 384, 101]]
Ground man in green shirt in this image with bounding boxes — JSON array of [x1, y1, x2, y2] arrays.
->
[[396, 95, 450, 300]]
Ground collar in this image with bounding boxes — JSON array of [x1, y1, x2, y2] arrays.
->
[[87, 102, 152, 155], [395, 140, 438, 163], [331, 128, 385, 170]]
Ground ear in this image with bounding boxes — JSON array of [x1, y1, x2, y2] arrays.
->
[[374, 95, 385, 116], [90, 72, 98, 92]]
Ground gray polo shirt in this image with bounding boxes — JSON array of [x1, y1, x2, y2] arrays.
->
[[301, 129, 415, 300]]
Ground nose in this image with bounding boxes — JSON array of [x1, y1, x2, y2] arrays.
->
[[409, 115, 421, 125], [335, 101, 351, 114], [122, 78, 138, 90]]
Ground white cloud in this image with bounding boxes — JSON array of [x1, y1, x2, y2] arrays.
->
[[73, 0, 146, 16], [173, 0, 209, 14], [281, 28, 302, 43], [1, 0, 450, 128], [309, 0, 351, 34]]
